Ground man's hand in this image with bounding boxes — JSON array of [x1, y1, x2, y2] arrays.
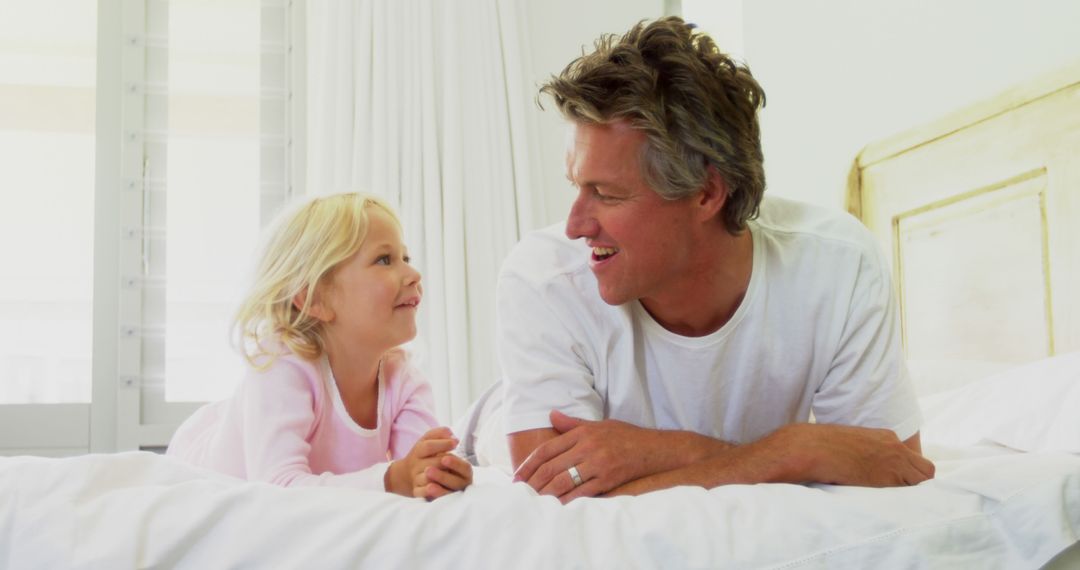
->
[[769, 424, 935, 487], [386, 427, 472, 500], [512, 410, 730, 503]]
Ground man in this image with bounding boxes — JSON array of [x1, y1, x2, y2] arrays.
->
[[496, 16, 934, 503]]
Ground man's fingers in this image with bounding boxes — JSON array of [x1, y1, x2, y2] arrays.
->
[[536, 462, 575, 497], [549, 410, 588, 434], [903, 456, 934, 486], [913, 454, 936, 479], [513, 431, 578, 483], [558, 476, 606, 504], [527, 447, 583, 492], [537, 458, 594, 497]]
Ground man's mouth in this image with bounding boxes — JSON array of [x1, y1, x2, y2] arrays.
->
[[592, 246, 619, 262]]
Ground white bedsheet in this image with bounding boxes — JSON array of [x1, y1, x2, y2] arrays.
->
[[2, 445, 1077, 568]]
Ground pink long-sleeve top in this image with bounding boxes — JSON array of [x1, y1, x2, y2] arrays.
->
[[166, 347, 439, 490]]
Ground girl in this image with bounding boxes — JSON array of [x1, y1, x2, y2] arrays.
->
[[167, 193, 471, 499]]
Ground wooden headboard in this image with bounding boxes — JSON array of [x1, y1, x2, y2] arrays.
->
[[846, 60, 1080, 384]]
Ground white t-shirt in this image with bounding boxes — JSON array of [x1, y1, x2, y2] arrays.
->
[[496, 196, 921, 444]]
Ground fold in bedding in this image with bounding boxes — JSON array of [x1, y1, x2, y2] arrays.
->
[[1, 446, 1077, 568]]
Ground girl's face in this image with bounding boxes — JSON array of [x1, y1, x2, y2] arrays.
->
[[321, 206, 422, 353]]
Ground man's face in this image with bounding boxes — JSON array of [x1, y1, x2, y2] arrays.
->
[[564, 121, 699, 306]]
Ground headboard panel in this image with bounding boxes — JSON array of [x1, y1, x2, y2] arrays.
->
[[847, 60, 1080, 384]]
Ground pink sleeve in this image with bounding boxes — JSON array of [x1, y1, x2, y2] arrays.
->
[[240, 359, 389, 490], [387, 361, 441, 460]]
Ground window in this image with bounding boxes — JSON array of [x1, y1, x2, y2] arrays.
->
[[0, 1, 97, 404], [116, 0, 299, 448], [0, 0, 302, 455]]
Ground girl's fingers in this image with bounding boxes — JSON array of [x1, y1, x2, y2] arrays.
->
[[416, 482, 452, 501], [440, 454, 473, 479], [425, 466, 470, 491], [413, 438, 458, 459], [419, 426, 454, 441]]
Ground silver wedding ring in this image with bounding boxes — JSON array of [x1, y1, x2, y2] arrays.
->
[[567, 465, 584, 487]]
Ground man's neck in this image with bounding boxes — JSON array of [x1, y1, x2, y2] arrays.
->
[[639, 227, 754, 337]]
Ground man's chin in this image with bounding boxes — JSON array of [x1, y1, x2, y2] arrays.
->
[[597, 286, 633, 307]]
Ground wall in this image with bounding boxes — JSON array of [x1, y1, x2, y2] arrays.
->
[[738, 0, 1080, 210], [517, 0, 666, 228]]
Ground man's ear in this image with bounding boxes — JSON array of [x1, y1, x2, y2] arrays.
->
[[293, 286, 334, 323], [696, 165, 730, 222]]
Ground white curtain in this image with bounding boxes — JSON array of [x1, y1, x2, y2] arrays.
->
[[306, 0, 538, 422]]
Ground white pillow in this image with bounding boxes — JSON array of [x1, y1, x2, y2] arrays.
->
[[919, 351, 1080, 453], [906, 358, 1014, 397]]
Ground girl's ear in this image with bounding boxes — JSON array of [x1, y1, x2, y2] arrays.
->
[[293, 285, 335, 323], [696, 165, 729, 223]]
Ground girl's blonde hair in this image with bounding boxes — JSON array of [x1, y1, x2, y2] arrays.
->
[[233, 192, 400, 368]]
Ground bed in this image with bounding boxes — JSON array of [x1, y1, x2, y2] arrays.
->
[[4, 65, 1080, 569]]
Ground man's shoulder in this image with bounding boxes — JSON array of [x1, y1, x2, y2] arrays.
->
[[754, 196, 879, 258], [500, 222, 592, 286]]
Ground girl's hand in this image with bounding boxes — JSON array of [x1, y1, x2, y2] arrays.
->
[[385, 427, 459, 498], [415, 453, 473, 500]]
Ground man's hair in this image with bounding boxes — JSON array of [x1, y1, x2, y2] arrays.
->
[[540, 16, 766, 233]]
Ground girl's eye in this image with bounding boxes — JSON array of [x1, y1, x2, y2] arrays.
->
[[376, 255, 391, 265], [403, 255, 411, 264]]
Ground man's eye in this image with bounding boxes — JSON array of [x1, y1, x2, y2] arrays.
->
[[376, 255, 391, 265], [595, 191, 618, 202]]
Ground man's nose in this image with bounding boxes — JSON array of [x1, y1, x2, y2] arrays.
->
[[565, 195, 598, 240]]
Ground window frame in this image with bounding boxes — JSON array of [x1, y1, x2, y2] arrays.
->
[[0, 0, 305, 456]]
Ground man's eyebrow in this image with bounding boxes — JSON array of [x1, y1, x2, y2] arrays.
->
[[566, 173, 614, 188]]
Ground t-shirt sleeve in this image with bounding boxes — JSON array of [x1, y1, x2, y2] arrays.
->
[[812, 243, 922, 441], [387, 361, 440, 460], [239, 360, 389, 490], [496, 272, 605, 435]]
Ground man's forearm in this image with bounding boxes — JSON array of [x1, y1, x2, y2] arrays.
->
[[646, 428, 736, 474], [606, 433, 794, 496], [608, 424, 935, 496]]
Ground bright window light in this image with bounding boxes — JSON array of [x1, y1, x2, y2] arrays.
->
[[163, 0, 261, 402], [0, 1, 97, 404]]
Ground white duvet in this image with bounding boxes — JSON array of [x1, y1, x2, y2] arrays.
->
[[2, 444, 1078, 569]]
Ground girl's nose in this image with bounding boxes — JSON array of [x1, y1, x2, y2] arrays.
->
[[404, 263, 421, 286]]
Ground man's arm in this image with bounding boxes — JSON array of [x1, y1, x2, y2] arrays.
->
[[513, 415, 934, 502], [605, 424, 933, 497], [511, 411, 733, 502], [509, 428, 558, 471]]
